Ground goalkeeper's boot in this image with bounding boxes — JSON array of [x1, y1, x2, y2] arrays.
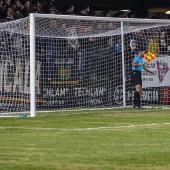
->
[[138, 105, 144, 109], [133, 104, 143, 109], [133, 104, 139, 109]]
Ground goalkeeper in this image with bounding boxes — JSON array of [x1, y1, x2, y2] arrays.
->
[[131, 48, 156, 109]]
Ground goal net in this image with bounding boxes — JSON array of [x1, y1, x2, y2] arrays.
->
[[0, 14, 170, 117]]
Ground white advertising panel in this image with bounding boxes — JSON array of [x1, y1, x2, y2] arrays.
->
[[142, 56, 170, 88]]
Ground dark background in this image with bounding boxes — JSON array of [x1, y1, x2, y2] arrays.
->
[[33, 0, 170, 18]]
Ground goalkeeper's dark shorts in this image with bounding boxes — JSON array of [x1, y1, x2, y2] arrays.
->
[[131, 70, 142, 87]]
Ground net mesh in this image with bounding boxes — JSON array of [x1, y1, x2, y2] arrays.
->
[[0, 15, 170, 116], [0, 18, 30, 116]]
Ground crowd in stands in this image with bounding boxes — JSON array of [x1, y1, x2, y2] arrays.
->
[[0, 0, 137, 22], [1, 0, 170, 60], [0, 0, 170, 85]]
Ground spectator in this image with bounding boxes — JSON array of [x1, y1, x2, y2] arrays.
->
[[113, 35, 122, 54], [95, 21, 103, 33], [46, 0, 58, 14], [1, 0, 12, 18], [57, 22, 67, 53], [44, 37, 57, 80], [21, 0, 30, 17], [137, 30, 147, 49], [130, 31, 147, 49], [159, 31, 168, 55], [107, 22, 114, 30], [13, 12, 23, 19], [80, 6, 90, 16], [32, 1, 43, 13], [12, 0, 24, 14], [129, 39, 138, 54], [96, 11, 102, 17], [147, 33, 159, 54], [60, 23, 67, 32], [49, 9, 56, 14], [64, 4, 75, 15], [29, 0, 33, 12], [3, 0, 12, 10], [108, 35, 122, 75], [5, 7, 13, 21], [44, 19, 61, 80], [78, 25, 97, 81], [102, 10, 110, 17]]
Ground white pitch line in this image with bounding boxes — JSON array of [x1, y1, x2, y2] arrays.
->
[[0, 122, 170, 131]]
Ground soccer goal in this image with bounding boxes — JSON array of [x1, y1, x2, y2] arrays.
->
[[0, 14, 170, 117]]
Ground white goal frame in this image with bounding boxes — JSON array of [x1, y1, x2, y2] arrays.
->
[[29, 13, 170, 117]]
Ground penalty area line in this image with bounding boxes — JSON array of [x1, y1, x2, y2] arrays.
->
[[0, 122, 170, 131]]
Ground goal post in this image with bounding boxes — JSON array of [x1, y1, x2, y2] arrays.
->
[[120, 21, 126, 107], [31, 14, 170, 115], [30, 14, 170, 115], [30, 14, 36, 117], [0, 13, 170, 117]]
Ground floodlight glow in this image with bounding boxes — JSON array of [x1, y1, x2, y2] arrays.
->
[[165, 11, 170, 14], [120, 10, 131, 12]]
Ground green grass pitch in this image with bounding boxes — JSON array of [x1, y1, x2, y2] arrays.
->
[[1, 108, 170, 170]]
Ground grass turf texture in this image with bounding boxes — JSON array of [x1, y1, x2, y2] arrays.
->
[[0, 108, 170, 170]]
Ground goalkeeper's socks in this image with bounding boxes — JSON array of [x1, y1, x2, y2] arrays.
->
[[134, 91, 140, 106], [138, 93, 141, 107]]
